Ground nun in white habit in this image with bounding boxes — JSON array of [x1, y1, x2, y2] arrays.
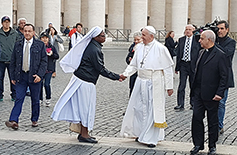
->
[[51, 26, 122, 143], [120, 26, 174, 147]]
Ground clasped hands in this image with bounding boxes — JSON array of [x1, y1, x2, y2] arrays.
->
[[119, 74, 126, 82]]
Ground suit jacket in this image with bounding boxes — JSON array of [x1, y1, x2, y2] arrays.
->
[[191, 46, 228, 101], [10, 37, 47, 83], [216, 36, 236, 88], [175, 35, 201, 73]]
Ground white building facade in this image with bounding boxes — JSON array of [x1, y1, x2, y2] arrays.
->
[[0, 0, 236, 38]]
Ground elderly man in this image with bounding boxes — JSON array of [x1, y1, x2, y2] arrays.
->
[[120, 26, 174, 148], [51, 26, 125, 144], [5, 24, 47, 130], [16, 18, 27, 40], [190, 30, 228, 155], [216, 20, 236, 135], [174, 24, 201, 111]]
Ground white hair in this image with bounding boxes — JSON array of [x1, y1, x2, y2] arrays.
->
[[203, 30, 216, 43], [17, 18, 27, 25], [186, 24, 195, 29], [133, 31, 142, 38]]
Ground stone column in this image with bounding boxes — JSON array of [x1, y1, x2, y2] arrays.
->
[[42, 0, 61, 32], [17, 0, 35, 24], [165, 0, 172, 31], [131, 0, 147, 33], [81, 0, 88, 28], [230, 0, 237, 32], [205, 0, 212, 23], [0, 0, 12, 26], [212, 0, 228, 21], [172, 0, 188, 38], [190, 0, 206, 27], [87, 0, 105, 30], [108, 0, 124, 29], [150, 0, 165, 29], [124, 0, 131, 30], [64, 0, 81, 28], [35, 0, 42, 29]]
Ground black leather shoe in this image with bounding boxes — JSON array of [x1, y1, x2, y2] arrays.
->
[[135, 137, 139, 142], [77, 134, 96, 140], [208, 147, 216, 155], [174, 105, 184, 110], [147, 144, 156, 148], [78, 136, 98, 143], [174, 105, 185, 111], [190, 146, 204, 155]]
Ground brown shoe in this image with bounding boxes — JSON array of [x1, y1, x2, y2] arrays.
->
[[32, 121, 38, 127], [5, 121, 19, 130]]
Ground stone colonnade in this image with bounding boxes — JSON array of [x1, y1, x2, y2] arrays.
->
[[0, 0, 236, 38]]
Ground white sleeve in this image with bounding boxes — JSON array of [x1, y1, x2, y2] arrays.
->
[[123, 48, 138, 77], [71, 33, 76, 47], [163, 66, 173, 90]]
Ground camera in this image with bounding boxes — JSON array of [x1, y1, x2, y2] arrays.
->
[[193, 18, 220, 41]]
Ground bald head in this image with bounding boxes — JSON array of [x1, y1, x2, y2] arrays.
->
[[199, 30, 215, 49], [202, 30, 216, 43]]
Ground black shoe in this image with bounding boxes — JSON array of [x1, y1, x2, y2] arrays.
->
[[208, 147, 216, 155], [135, 137, 139, 142], [147, 144, 156, 148], [174, 105, 185, 111], [190, 146, 204, 155], [78, 136, 98, 143], [174, 105, 184, 110], [77, 134, 96, 140]]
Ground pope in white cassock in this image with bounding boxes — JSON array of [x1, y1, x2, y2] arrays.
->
[[120, 26, 174, 148]]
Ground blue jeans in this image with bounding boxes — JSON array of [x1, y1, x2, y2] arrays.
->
[[40, 72, 53, 100], [9, 71, 41, 123], [0, 62, 15, 99], [218, 89, 228, 129]]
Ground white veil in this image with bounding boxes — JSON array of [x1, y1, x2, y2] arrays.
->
[[59, 26, 102, 73]]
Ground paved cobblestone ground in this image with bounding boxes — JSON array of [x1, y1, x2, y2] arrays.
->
[[0, 46, 236, 154]]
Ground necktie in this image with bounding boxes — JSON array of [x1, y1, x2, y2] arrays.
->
[[184, 38, 190, 61], [23, 41, 29, 72]]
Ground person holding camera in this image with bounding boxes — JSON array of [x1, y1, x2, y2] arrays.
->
[[216, 20, 236, 135]]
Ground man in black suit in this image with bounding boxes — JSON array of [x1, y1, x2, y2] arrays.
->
[[216, 20, 236, 135], [190, 30, 228, 155], [174, 25, 201, 111]]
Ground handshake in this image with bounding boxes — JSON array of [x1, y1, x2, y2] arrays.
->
[[119, 74, 127, 82]]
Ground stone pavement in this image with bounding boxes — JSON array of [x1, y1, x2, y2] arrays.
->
[[0, 46, 236, 155]]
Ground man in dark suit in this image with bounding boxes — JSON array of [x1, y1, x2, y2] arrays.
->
[[216, 20, 236, 135], [5, 24, 47, 130], [174, 25, 201, 111], [190, 30, 228, 155]]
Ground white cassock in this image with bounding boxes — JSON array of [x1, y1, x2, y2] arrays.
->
[[120, 39, 174, 145]]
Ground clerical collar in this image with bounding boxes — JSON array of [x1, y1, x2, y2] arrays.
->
[[206, 45, 214, 52]]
